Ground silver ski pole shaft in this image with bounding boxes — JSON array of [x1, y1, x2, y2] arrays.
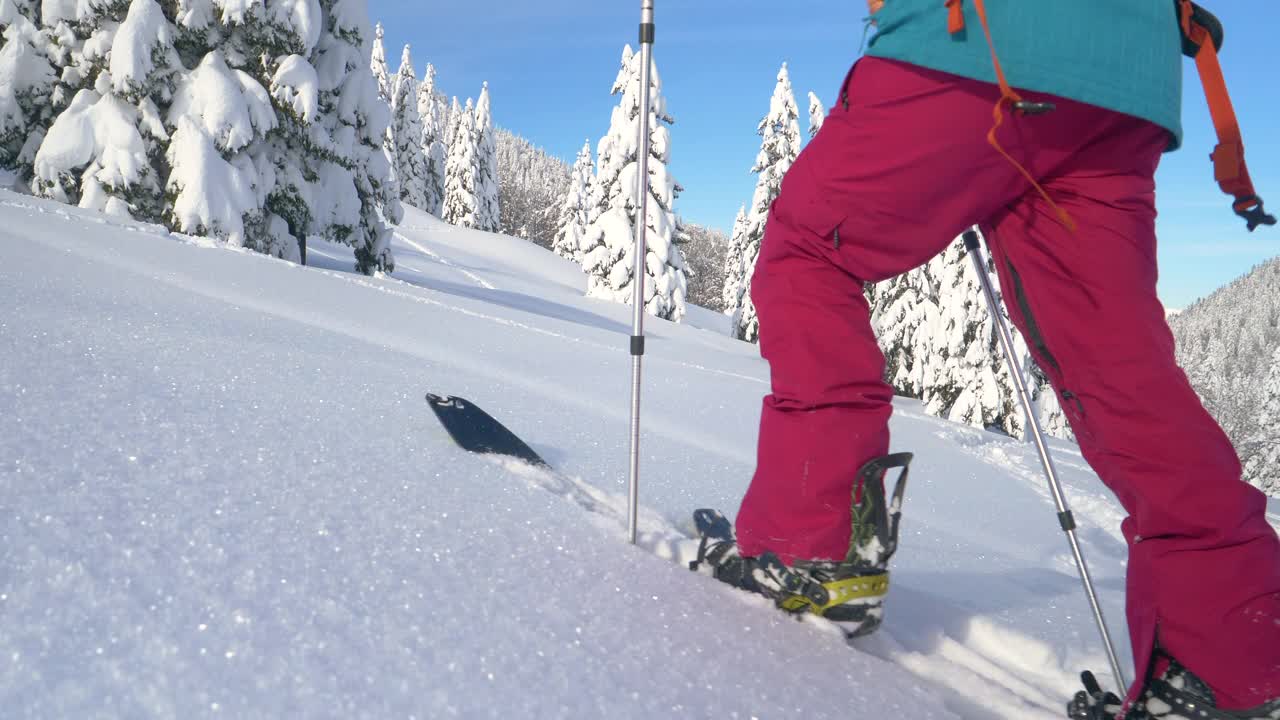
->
[[626, 0, 656, 545], [962, 228, 1128, 691]]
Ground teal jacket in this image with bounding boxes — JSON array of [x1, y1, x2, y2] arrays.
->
[[866, 0, 1184, 149]]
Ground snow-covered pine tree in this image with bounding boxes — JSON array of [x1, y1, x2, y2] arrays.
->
[[0, 0, 36, 28], [551, 139, 593, 261], [388, 44, 427, 209], [240, 0, 341, 260], [0, 8, 56, 177], [807, 91, 825, 139], [369, 20, 390, 103], [444, 95, 461, 149], [32, 0, 178, 221], [731, 62, 801, 342], [473, 81, 500, 232], [415, 60, 437, 122], [417, 61, 445, 215], [371, 22, 398, 206], [313, 0, 400, 273], [580, 44, 688, 322], [720, 205, 748, 320], [39, 0, 91, 109], [163, 48, 275, 245], [869, 262, 937, 398], [441, 97, 478, 227], [1244, 345, 1280, 495]]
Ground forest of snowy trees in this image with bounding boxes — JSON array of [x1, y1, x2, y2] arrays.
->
[[496, 129, 569, 248], [1170, 258, 1280, 495], [679, 222, 730, 311]]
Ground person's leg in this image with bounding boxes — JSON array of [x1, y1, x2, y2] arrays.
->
[[735, 56, 1082, 563], [983, 113, 1280, 710]]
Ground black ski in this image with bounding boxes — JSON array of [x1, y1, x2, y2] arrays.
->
[[425, 393, 548, 468]]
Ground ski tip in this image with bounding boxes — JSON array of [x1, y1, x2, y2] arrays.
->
[[1080, 670, 1102, 696], [693, 509, 733, 540], [424, 392, 550, 469], [425, 393, 465, 409]]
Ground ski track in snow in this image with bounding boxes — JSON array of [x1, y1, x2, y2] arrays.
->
[[2, 192, 1276, 719], [394, 231, 497, 290], [480, 449, 1089, 720]]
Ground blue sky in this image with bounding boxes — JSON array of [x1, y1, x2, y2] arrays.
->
[[372, 0, 1279, 309]]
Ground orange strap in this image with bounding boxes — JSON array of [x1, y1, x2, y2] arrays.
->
[[944, 0, 964, 34], [945, 0, 1077, 232], [1179, 0, 1273, 231]]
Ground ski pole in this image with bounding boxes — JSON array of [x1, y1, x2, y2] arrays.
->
[[626, 0, 656, 545], [962, 228, 1129, 692]]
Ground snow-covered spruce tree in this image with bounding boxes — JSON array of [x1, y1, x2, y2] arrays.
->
[[731, 62, 801, 342], [444, 95, 460, 149], [869, 261, 938, 398], [166, 0, 398, 267], [551, 139, 593, 261], [165, 0, 326, 256], [368, 20, 389, 102], [415, 60, 437, 122], [370, 21, 398, 209], [388, 44, 426, 209], [0, 0, 36, 28], [1244, 346, 1280, 495], [441, 97, 477, 227], [0, 9, 56, 177], [312, 0, 400, 273], [245, 0, 329, 260], [473, 81, 499, 232], [720, 205, 748, 318], [164, 49, 275, 245], [807, 91, 825, 139], [40, 0, 92, 108], [416, 60, 445, 214], [580, 44, 688, 322], [32, 0, 178, 221]]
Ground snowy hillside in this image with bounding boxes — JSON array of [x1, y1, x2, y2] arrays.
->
[[2, 190, 1277, 719]]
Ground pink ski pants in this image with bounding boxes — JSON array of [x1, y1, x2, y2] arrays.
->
[[734, 57, 1280, 709]]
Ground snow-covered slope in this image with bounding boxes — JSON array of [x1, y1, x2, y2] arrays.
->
[[2, 194, 1277, 719]]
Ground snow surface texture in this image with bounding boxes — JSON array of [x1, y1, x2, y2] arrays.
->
[[2, 190, 1278, 719]]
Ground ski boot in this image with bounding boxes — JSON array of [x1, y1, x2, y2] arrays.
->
[[1069, 650, 1280, 720], [689, 453, 912, 639]]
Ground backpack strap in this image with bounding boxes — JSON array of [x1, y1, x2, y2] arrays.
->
[[1178, 0, 1275, 231], [945, 0, 964, 34], [944, 0, 1077, 232]]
